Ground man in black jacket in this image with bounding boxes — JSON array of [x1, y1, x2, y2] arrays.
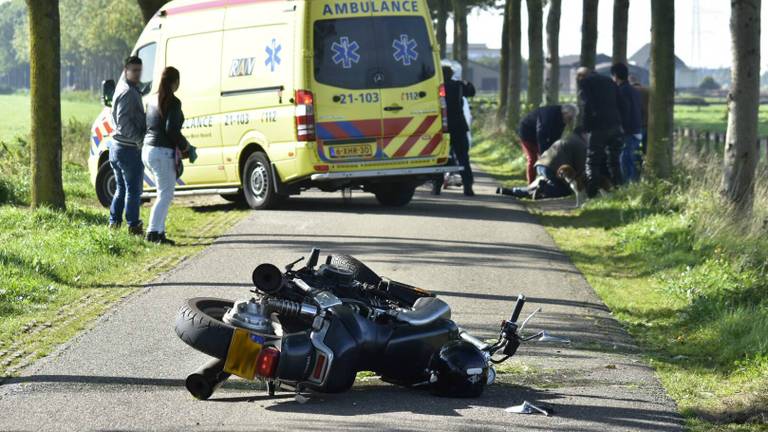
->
[[611, 63, 643, 183], [439, 65, 476, 196], [576, 67, 625, 197], [517, 104, 578, 183]]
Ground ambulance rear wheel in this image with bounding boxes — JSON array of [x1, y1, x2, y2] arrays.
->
[[374, 182, 415, 207], [95, 161, 116, 208], [243, 152, 279, 210]]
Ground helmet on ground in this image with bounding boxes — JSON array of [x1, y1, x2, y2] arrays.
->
[[427, 340, 488, 397]]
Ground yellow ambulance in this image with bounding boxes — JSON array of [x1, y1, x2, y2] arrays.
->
[[89, 0, 458, 210]]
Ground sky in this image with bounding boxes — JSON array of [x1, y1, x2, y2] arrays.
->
[[452, 0, 768, 70]]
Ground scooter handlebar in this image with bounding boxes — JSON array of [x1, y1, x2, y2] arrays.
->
[[509, 294, 526, 323]]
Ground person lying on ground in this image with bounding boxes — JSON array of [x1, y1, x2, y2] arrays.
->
[[497, 130, 588, 201], [517, 104, 578, 183]]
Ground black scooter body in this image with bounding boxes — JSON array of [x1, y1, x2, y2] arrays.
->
[[277, 305, 459, 393]]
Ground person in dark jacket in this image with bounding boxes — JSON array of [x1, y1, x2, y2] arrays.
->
[[141, 67, 188, 245], [611, 63, 643, 183], [517, 104, 578, 183], [109, 56, 147, 235], [498, 131, 588, 200], [576, 67, 625, 197], [629, 74, 649, 155], [439, 64, 476, 196]]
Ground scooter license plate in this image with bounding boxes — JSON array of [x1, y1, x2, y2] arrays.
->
[[223, 328, 265, 380]]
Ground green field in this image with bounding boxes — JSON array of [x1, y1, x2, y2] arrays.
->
[[0, 93, 102, 143], [675, 102, 768, 136]]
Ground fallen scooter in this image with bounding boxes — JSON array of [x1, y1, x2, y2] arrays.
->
[[175, 248, 556, 400]]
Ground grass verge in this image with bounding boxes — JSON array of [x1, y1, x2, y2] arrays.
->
[[0, 126, 249, 377], [472, 129, 768, 431]]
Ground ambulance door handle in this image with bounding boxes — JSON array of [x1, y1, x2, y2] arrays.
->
[[384, 105, 403, 112]]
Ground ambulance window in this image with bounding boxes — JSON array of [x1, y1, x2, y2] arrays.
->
[[374, 16, 435, 88], [313, 17, 435, 90], [313, 18, 379, 89], [136, 42, 157, 95]]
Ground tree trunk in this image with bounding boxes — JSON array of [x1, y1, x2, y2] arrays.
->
[[721, 0, 761, 216], [136, 0, 170, 24], [451, 0, 468, 73], [506, 0, 522, 131], [527, 0, 543, 108], [580, 0, 599, 68], [437, 0, 449, 59], [498, 0, 511, 120], [612, 0, 629, 64], [646, 0, 675, 180], [25, 0, 65, 209], [545, 0, 561, 105]]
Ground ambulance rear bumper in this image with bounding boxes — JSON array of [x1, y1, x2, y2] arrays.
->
[[310, 165, 463, 181]]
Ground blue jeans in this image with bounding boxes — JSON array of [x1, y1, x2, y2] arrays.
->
[[109, 143, 144, 227], [621, 134, 643, 183], [142, 146, 176, 233]]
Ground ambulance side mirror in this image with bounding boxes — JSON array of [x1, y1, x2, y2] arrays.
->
[[102, 79, 116, 107]]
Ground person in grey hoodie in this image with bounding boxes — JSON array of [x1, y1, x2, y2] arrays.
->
[[109, 56, 147, 235]]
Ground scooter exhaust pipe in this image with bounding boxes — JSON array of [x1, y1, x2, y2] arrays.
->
[[185, 358, 230, 400]]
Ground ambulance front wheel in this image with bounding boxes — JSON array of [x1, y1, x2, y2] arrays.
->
[[243, 152, 280, 210], [374, 182, 416, 207]]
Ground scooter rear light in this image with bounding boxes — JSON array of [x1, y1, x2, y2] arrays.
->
[[312, 353, 327, 380], [256, 347, 280, 378]]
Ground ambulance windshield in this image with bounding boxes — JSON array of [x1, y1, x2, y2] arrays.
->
[[313, 16, 435, 90]]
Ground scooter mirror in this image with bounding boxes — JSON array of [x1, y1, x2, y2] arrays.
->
[[252, 263, 284, 295]]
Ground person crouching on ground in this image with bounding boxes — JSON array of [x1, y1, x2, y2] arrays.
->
[[517, 104, 578, 184], [498, 129, 588, 201], [141, 67, 188, 245]]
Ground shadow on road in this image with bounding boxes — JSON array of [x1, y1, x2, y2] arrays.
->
[[0, 374, 680, 430]]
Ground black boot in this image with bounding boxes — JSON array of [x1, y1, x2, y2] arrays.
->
[[431, 180, 442, 195], [463, 184, 475, 196], [159, 232, 176, 246], [146, 231, 161, 243], [128, 223, 144, 237], [499, 187, 531, 199]]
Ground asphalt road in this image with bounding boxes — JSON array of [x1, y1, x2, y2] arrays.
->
[[0, 172, 683, 431]]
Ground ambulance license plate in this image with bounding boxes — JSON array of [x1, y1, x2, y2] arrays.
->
[[329, 144, 373, 159]]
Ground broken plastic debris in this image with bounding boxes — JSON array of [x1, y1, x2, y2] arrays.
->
[[505, 401, 549, 416], [295, 394, 309, 404]]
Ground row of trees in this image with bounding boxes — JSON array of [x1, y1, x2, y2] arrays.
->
[[22, 0, 164, 209], [18, 0, 764, 218], [485, 0, 759, 217], [0, 0, 143, 91]]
